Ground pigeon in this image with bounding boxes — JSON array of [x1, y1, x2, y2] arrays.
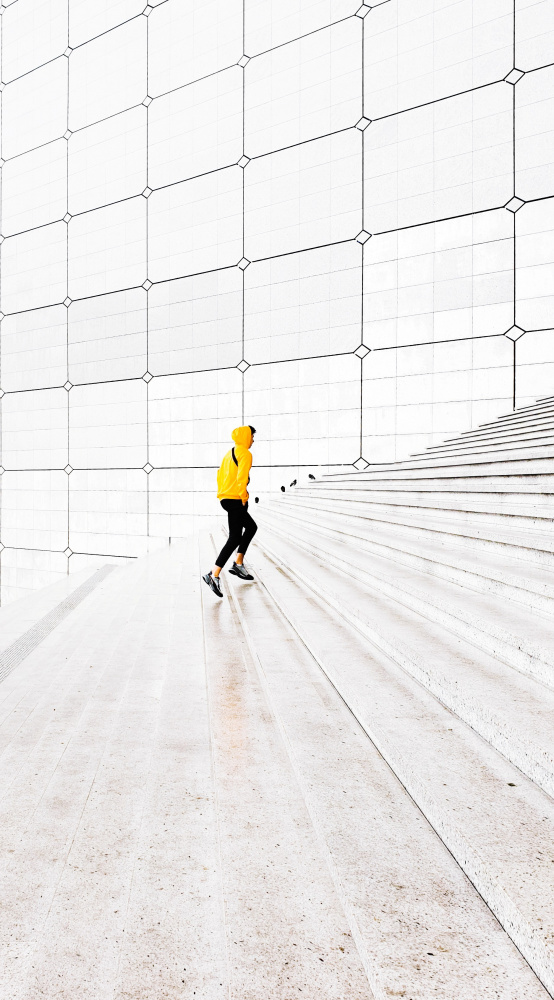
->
[[254, 497, 259, 503], [308, 474, 316, 480], [280, 486, 286, 492], [290, 479, 297, 487]]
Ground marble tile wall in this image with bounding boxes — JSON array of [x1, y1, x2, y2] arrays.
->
[[0, 0, 552, 601]]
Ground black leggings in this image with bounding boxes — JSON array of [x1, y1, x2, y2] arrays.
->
[[216, 499, 258, 569]]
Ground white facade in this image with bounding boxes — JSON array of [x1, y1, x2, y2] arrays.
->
[[0, 0, 553, 603]]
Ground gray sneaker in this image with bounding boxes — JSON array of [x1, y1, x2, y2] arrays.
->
[[203, 571, 223, 597], [229, 563, 254, 581]]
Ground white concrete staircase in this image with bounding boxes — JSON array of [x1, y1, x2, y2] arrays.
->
[[2, 392, 554, 997], [246, 394, 554, 996]]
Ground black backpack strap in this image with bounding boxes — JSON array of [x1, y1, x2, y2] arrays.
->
[[231, 447, 238, 466]]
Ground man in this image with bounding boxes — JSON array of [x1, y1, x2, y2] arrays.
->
[[203, 425, 257, 598]]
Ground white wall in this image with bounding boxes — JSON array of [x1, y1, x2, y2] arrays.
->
[[0, 0, 553, 602]]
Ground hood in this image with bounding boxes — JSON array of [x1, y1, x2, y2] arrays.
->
[[232, 425, 253, 449]]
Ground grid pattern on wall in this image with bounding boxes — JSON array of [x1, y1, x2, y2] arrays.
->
[[0, 0, 553, 602]]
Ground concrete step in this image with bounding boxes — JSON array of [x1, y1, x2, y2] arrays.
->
[[323, 457, 554, 481], [421, 428, 554, 458], [271, 494, 554, 566], [409, 440, 554, 463], [261, 498, 554, 615], [238, 536, 554, 997], [253, 519, 554, 789], [256, 505, 554, 688], [217, 538, 551, 999], [287, 486, 554, 521], [442, 411, 554, 443], [415, 435, 554, 462], [0, 566, 102, 654]]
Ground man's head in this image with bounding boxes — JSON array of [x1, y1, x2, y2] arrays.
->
[[232, 425, 256, 449]]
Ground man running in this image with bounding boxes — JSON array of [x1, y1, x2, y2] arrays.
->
[[203, 425, 257, 598]]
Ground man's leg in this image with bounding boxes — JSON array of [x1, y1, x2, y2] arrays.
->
[[236, 509, 257, 562], [213, 500, 243, 576], [228, 509, 257, 579]]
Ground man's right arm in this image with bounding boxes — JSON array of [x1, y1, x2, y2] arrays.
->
[[236, 448, 253, 503]]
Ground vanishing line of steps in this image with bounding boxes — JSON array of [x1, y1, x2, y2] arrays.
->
[[212, 533, 550, 999], [325, 455, 554, 480], [260, 493, 554, 616], [407, 396, 554, 461], [255, 504, 554, 775], [267, 492, 554, 565], [243, 523, 554, 996]]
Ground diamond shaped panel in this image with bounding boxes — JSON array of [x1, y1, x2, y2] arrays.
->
[[504, 325, 526, 341], [505, 68, 524, 85]]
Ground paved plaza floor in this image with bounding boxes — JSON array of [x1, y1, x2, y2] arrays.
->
[[0, 538, 549, 999]]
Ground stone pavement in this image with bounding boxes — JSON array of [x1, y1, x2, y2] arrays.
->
[[0, 536, 550, 999]]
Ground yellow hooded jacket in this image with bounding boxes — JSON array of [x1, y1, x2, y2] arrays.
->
[[217, 426, 253, 503]]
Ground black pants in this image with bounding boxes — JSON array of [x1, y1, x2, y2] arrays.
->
[[216, 499, 258, 569]]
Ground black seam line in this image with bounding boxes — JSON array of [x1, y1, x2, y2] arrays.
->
[[69, 551, 138, 560], [513, 0, 516, 67], [2, 52, 68, 89], [251, 238, 356, 265], [371, 332, 507, 351], [372, 204, 508, 236], [0, 349, 361, 395], [0, 2, 165, 90], [2, 101, 148, 167], [526, 59, 554, 75], [246, 13, 356, 62], [0, 266, 240, 317], [0, 205, 525, 315], [243, 350, 359, 367], [0, 543, 138, 559], [149, 61, 240, 102], [2, 60, 535, 175], [3, 50, 548, 172], [370, 76, 508, 123], [5, 187, 554, 310], [69, 8, 150, 55], [1, 122, 358, 239], [0, 463, 351, 474], [247, 124, 356, 162], [518, 192, 554, 206]]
